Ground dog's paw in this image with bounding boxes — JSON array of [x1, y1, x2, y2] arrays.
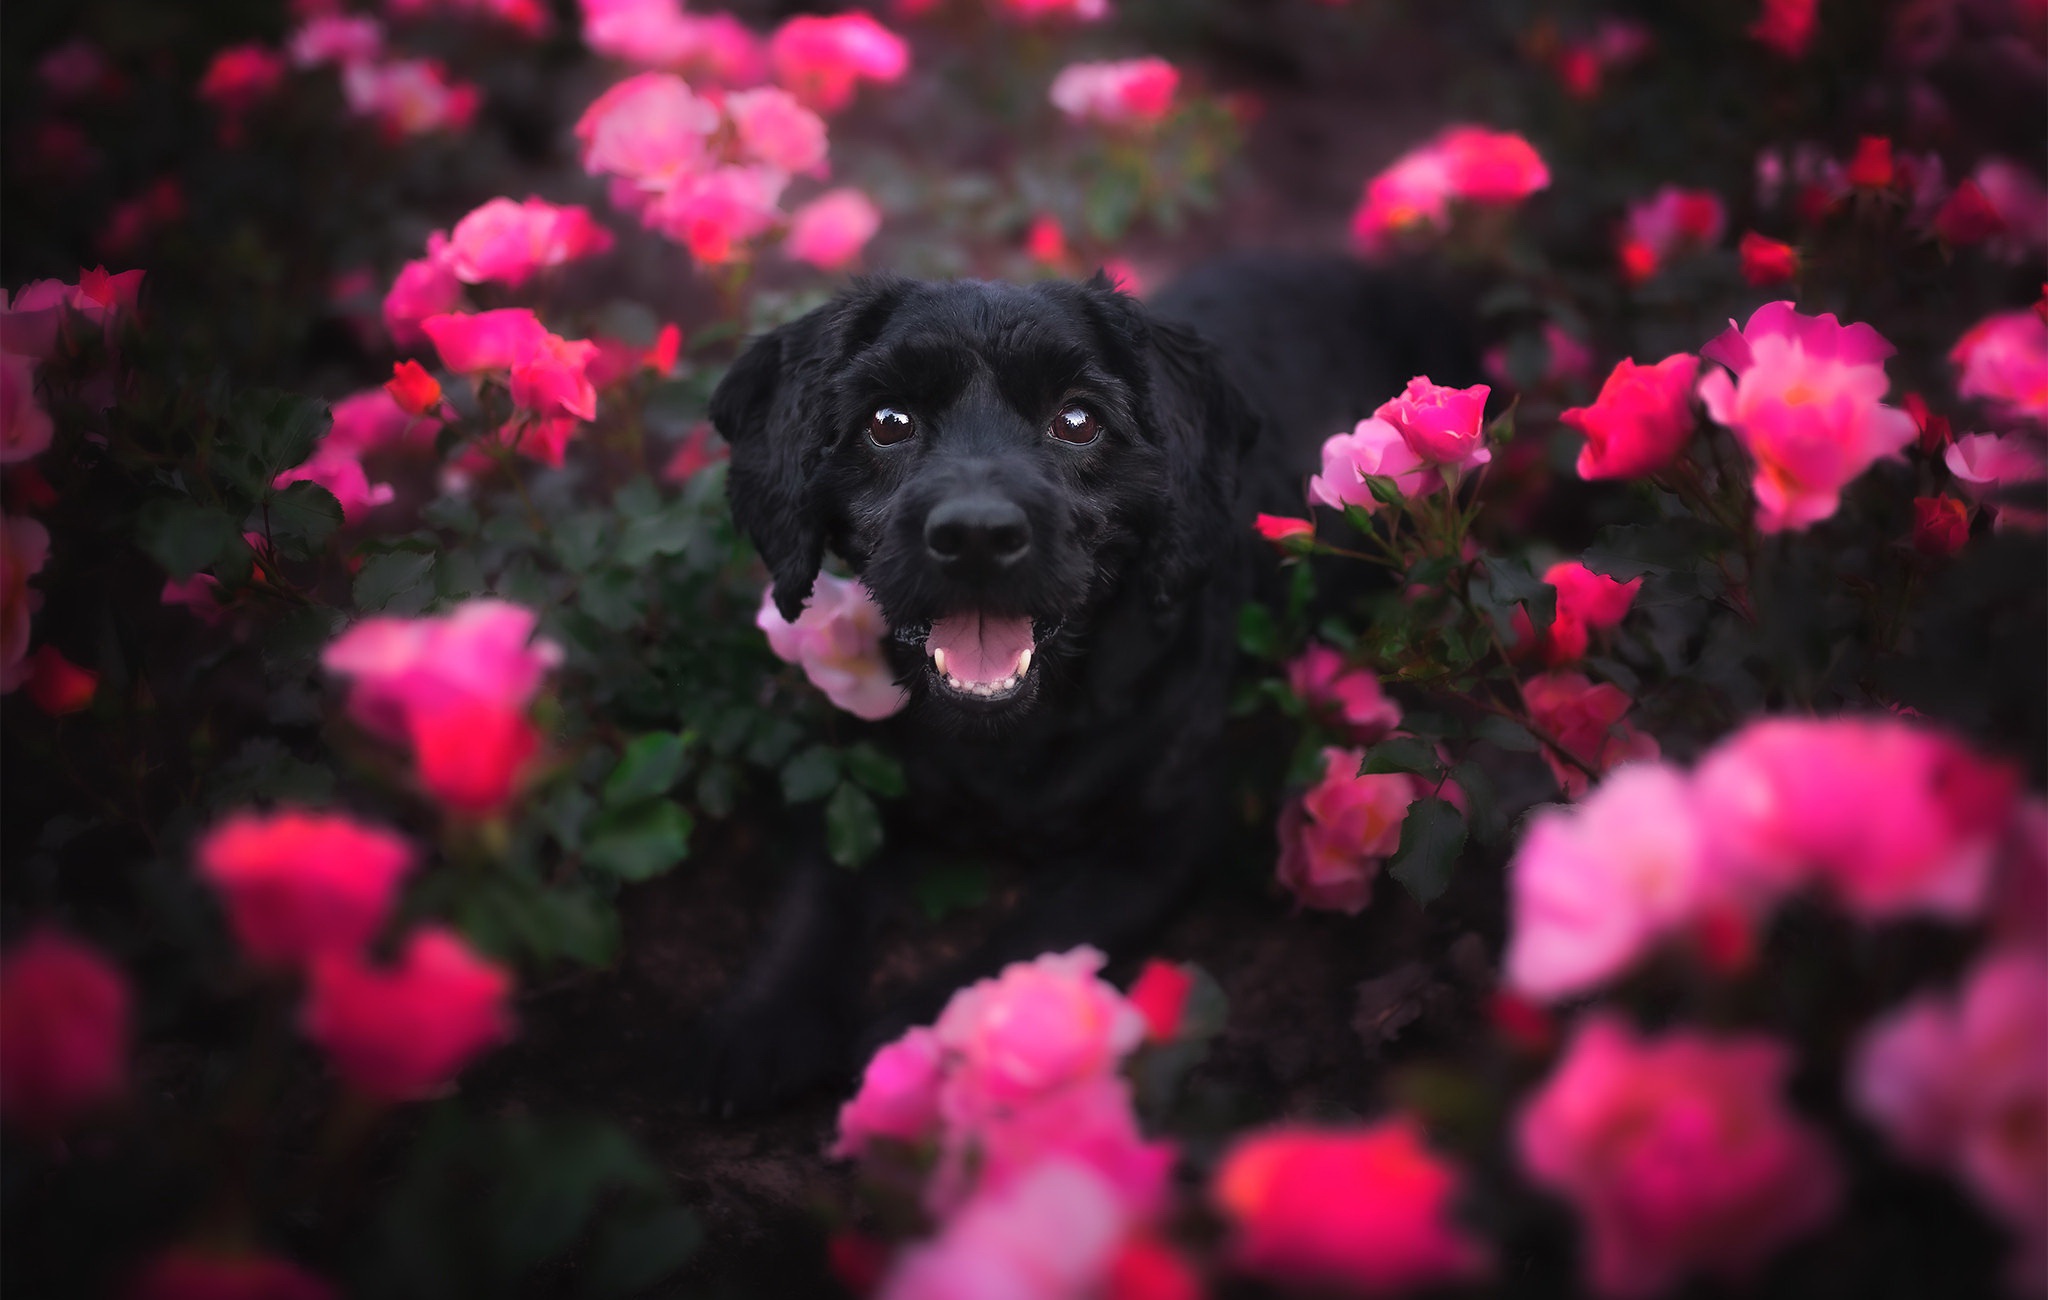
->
[[688, 983, 855, 1118]]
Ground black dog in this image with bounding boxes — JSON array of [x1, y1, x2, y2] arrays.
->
[[701, 253, 1475, 1109]]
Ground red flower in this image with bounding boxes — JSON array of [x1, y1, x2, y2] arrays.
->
[[0, 929, 129, 1130], [1932, 180, 2007, 246], [195, 809, 416, 969], [405, 694, 543, 817], [1847, 135, 1894, 190], [1488, 989, 1556, 1055], [1522, 670, 1658, 798], [199, 44, 286, 119], [384, 359, 443, 416], [127, 1249, 338, 1300], [1253, 513, 1313, 548], [24, 644, 97, 715], [1912, 495, 1970, 559], [1024, 213, 1069, 267], [1126, 959, 1195, 1041], [1737, 231, 1798, 286], [1103, 1235, 1203, 1300], [302, 927, 513, 1100], [1749, 0, 1818, 58], [1561, 353, 1700, 480], [1213, 1119, 1489, 1292]]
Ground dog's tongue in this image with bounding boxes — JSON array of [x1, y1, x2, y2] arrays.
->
[[928, 613, 1034, 683]]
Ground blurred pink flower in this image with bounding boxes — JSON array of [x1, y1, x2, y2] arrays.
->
[[97, 179, 186, 257], [24, 644, 98, 716], [37, 39, 112, 102], [1, 354, 53, 465], [199, 44, 287, 119], [1945, 432, 2047, 531], [127, 1251, 337, 1300], [726, 87, 829, 175], [1486, 320, 1595, 392], [1563, 353, 1701, 480], [323, 598, 562, 747], [340, 57, 480, 139], [384, 359, 443, 416], [1275, 746, 1436, 915], [1213, 1120, 1489, 1293], [1308, 415, 1440, 512], [996, 0, 1110, 21], [0, 929, 130, 1131], [303, 927, 513, 1100], [444, 196, 615, 288], [660, 423, 726, 482], [1350, 126, 1550, 254], [1912, 494, 1971, 557], [880, 1159, 1131, 1300], [1972, 160, 2048, 261], [1617, 186, 1725, 284], [1697, 301, 1918, 531], [388, 0, 549, 37], [382, 233, 464, 350], [1286, 643, 1401, 743], [327, 387, 442, 455], [508, 332, 601, 422], [784, 188, 881, 269], [4, 266, 145, 359], [769, 11, 909, 113], [933, 947, 1144, 1114], [489, 413, 583, 469], [1738, 231, 1799, 285], [1521, 1017, 1839, 1298], [1691, 715, 2019, 921], [834, 1026, 945, 1156], [756, 572, 906, 719], [161, 575, 226, 624], [274, 445, 396, 523], [1512, 561, 1641, 665], [195, 809, 416, 969], [1126, 959, 1194, 1042], [2, 513, 51, 692], [579, 0, 769, 84], [1950, 309, 2048, 426], [575, 73, 721, 192], [1504, 762, 1716, 1001], [1523, 671, 1658, 798], [289, 13, 383, 68], [1049, 58, 1179, 128], [649, 165, 789, 265], [1750, 0, 1819, 58], [1852, 947, 2047, 1281], [406, 692, 545, 816], [948, 1071, 1173, 1218], [421, 308, 547, 374], [1373, 375, 1492, 469]]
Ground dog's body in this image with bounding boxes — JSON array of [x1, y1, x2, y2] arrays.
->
[[701, 254, 1475, 1107]]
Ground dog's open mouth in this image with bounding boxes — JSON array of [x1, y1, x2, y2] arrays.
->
[[915, 612, 1038, 701]]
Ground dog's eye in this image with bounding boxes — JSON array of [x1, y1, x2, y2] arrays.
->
[[868, 406, 916, 446], [1049, 405, 1099, 445]]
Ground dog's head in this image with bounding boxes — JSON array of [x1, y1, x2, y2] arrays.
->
[[711, 272, 1256, 723]]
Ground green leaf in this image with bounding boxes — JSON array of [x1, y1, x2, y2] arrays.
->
[[1363, 474, 1405, 505], [1582, 520, 1728, 582], [136, 499, 242, 580], [229, 390, 331, 489], [576, 567, 646, 631], [825, 782, 883, 868], [915, 859, 992, 920], [353, 550, 436, 613], [1236, 602, 1280, 659], [1475, 554, 1554, 636], [616, 506, 697, 566], [1359, 736, 1444, 778], [1484, 398, 1517, 445], [536, 888, 621, 967], [1471, 713, 1540, 752], [781, 743, 840, 803], [579, 1204, 701, 1299], [1388, 798, 1466, 905], [584, 801, 693, 881], [604, 733, 691, 807], [842, 743, 906, 798], [613, 477, 662, 520], [265, 480, 344, 561]]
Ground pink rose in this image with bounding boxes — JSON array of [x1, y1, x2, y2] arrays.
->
[[1562, 353, 1701, 480], [196, 809, 416, 969], [1, 353, 53, 465], [725, 87, 829, 175], [289, 14, 383, 68], [575, 72, 721, 191], [880, 1160, 1130, 1300], [932, 947, 1144, 1113], [1125, 959, 1194, 1042], [1286, 643, 1401, 743], [1275, 746, 1435, 915], [507, 332, 600, 422], [945, 1072, 1173, 1218], [340, 58, 479, 139], [579, 0, 768, 82], [327, 387, 441, 455], [1750, 0, 1819, 58], [444, 196, 614, 289], [1213, 1120, 1489, 1293], [833, 1026, 944, 1156], [1945, 432, 2047, 531], [273, 445, 396, 523], [421, 308, 548, 374], [1373, 375, 1492, 469], [24, 645, 98, 716], [1950, 310, 2048, 427], [1504, 762, 1716, 1002], [323, 598, 562, 746], [199, 44, 286, 119], [1512, 560, 1642, 664], [1307, 415, 1440, 512], [1697, 301, 1919, 532], [1972, 160, 2048, 262], [0, 929, 130, 1131], [1048, 58, 1180, 128], [1522, 671, 1658, 798], [1518, 1016, 1839, 1299], [381, 233, 464, 350], [769, 12, 908, 113], [1350, 126, 1549, 254], [1911, 494, 1971, 558], [649, 165, 789, 265], [1738, 231, 1799, 285], [783, 188, 881, 270], [406, 692, 544, 817], [1617, 186, 1725, 284], [755, 573, 907, 719], [302, 927, 513, 1100]]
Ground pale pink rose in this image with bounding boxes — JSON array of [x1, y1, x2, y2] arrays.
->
[[273, 446, 396, 523], [1350, 126, 1549, 254], [327, 388, 442, 455], [1690, 715, 2020, 921], [880, 1159, 1130, 1300], [289, 14, 383, 67], [1504, 763, 1715, 1002], [941, 1071, 1174, 1219], [1048, 58, 1179, 128], [1373, 376, 1493, 469], [1852, 948, 2047, 1277], [574, 71, 720, 191], [322, 598, 563, 746], [381, 233, 463, 351], [579, 0, 768, 82], [769, 11, 909, 113], [1517, 1016, 1840, 1299], [1275, 747, 1434, 915], [340, 57, 480, 138], [931, 947, 1144, 1114], [1563, 353, 1701, 480], [1308, 415, 1441, 512], [1950, 309, 2048, 427], [784, 188, 881, 270], [1, 354, 53, 465], [833, 1026, 944, 1156], [1697, 301, 1918, 532], [650, 165, 789, 265], [755, 572, 906, 719], [1522, 671, 1659, 799], [444, 197, 614, 289], [421, 309, 548, 374], [725, 87, 829, 175], [1945, 432, 2048, 531], [1286, 643, 1401, 743], [2, 514, 51, 692], [507, 332, 600, 422]]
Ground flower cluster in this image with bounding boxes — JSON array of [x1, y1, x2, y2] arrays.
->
[[756, 574, 907, 720], [1285, 643, 1401, 743], [280, 11, 480, 139], [1048, 57, 1179, 129], [1350, 126, 1550, 254], [1511, 560, 1640, 666], [1275, 745, 1449, 914], [1308, 375, 1492, 512], [769, 11, 910, 113], [578, 0, 767, 83], [0, 929, 131, 1132], [1617, 185, 1725, 284]]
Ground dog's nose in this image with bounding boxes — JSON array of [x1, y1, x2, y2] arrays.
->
[[925, 495, 1031, 573]]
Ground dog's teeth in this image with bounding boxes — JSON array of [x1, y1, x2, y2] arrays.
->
[[932, 647, 948, 674], [1016, 648, 1032, 676]]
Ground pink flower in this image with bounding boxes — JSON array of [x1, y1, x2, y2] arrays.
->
[[199, 44, 286, 118], [1024, 213, 1068, 266], [381, 235, 463, 351], [1518, 1016, 1839, 1298], [1749, 0, 1819, 58], [328, 388, 441, 455], [1048, 58, 1180, 128], [1972, 160, 2048, 261], [2, 513, 51, 692], [995, 0, 1110, 21], [578, 0, 768, 82], [98, 178, 186, 257], [289, 14, 383, 67], [487, 414, 583, 469], [445, 196, 614, 288], [195, 809, 416, 969], [323, 598, 561, 747], [1213, 1120, 1489, 1293], [1852, 948, 2047, 1277], [769, 11, 909, 113], [0, 929, 130, 1131], [1275, 746, 1433, 915], [1618, 186, 1726, 284], [406, 692, 544, 816], [950, 1072, 1172, 1218], [421, 308, 547, 374], [1350, 126, 1550, 254], [161, 575, 227, 624], [1912, 495, 1971, 558], [1487, 320, 1597, 393], [1504, 763, 1716, 1001], [385, 359, 443, 416], [1101, 258, 1144, 296], [1563, 353, 1701, 480], [1307, 416, 1440, 512], [1690, 715, 2019, 922], [302, 927, 513, 1100], [1253, 513, 1313, 546], [834, 1026, 945, 1156], [508, 332, 601, 422], [933, 947, 1145, 1113], [127, 1251, 337, 1300], [1, 353, 53, 465], [755, 572, 907, 719], [1373, 376, 1492, 469], [1697, 301, 1918, 531], [340, 58, 480, 138], [1950, 309, 2048, 427], [880, 1160, 1132, 1300], [1738, 231, 1799, 285], [1945, 432, 2047, 531], [1286, 643, 1401, 743], [1930, 180, 2006, 247], [1523, 671, 1659, 799], [274, 446, 396, 523], [25, 645, 98, 716], [37, 40, 112, 102], [783, 188, 881, 269], [1126, 959, 1194, 1042], [649, 165, 789, 265], [1512, 561, 1641, 665], [725, 87, 829, 175], [576, 72, 721, 191], [660, 423, 726, 483]]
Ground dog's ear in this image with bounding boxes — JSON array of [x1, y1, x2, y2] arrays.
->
[[712, 311, 831, 620]]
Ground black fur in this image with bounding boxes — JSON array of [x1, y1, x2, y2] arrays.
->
[[700, 253, 1476, 1109]]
